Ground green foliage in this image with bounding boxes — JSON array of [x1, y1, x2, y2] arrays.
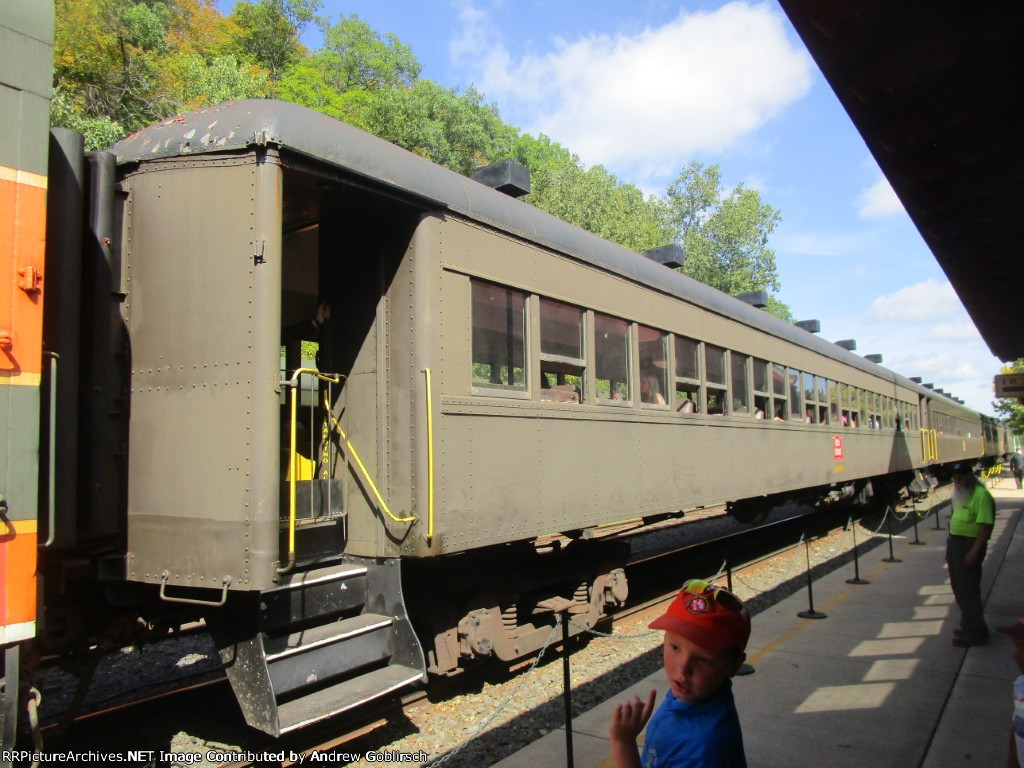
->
[[666, 161, 783, 298], [316, 15, 420, 92], [368, 82, 516, 176], [165, 53, 272, 110], [228, 0, 321, 80], [50, 85, 126, 150], [510, 134, 674, 253], [276, 60, 361, 124], [54, 0, 174, 132], [993, 359, 1024, 436]]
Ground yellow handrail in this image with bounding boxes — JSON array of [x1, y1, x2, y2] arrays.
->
[[424, 367, 435, 543], [279, 368, 342, 575], [323, 388, 416, 525], [921, 428, 939, 462]]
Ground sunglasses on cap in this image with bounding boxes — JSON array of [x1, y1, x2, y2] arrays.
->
[[681, 579, 745, 614]]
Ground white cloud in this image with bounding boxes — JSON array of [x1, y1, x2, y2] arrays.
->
[[923, 320, 982, 343], [857, 177, 904, 218], [865, 279, 962, 324], [775, 230, 869, 258], [452, 1, 812, 172], [893, 354, 981, 384]]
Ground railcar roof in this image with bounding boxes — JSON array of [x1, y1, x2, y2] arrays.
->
[[112, 99, 962, 407]]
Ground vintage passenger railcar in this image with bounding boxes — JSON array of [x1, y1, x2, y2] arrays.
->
[[1, 93, 1006, 746]]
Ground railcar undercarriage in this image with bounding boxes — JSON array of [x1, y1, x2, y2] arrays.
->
[[405, 538, 629, 677]]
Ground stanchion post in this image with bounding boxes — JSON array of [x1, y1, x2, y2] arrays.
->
[[909, 497, 925, 545], [882, 504, 902, 563], [846, 515, 869, 585], [561, 609, 574, 768], [798, 533, 827, 619], [933, 485, 942, 531], [726, 559, 733, 593]]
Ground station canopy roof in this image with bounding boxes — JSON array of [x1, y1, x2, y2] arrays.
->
[[777, 1, 1024, 362]]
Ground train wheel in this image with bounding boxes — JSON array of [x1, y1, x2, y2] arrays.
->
[[728, 500, 768, 524]]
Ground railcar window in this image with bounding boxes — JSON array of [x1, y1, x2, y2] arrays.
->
[[595, 313, 630, 403], [788, 368, 802, 421], [816, 376, 828, 424], [753, 358, 770, 420], [674, 336, 701, 413], [802, 372, 817, 423], [639, 325, 668, 406], [731, 353, 750, 414], [705, 344, 727, 415], [828, 380, 839, 426], [867, 392, 881, 429], [772, 363, 788, 420], [840, 384, 851, 427], [539, 298, 585, 403], [471, 280, 527, 393]]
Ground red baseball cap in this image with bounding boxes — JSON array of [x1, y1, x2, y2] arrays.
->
[[650, 580, 751, 653]]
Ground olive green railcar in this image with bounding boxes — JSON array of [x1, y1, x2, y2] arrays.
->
[[106, 100, 986, 736]]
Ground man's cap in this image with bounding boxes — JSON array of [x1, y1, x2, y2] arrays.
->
[[649, 582, 751, 653], [997, 618, 1024, 641], [951, 462, 971, 475]]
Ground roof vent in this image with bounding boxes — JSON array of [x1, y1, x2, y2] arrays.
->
[[472, 160, 531, 198], [864, 354, 883, 364], [736, 290, 768, 308], [795, 319, 820, 333], [923, 382, 934, 389], [835, 339, 857, 351], [643, 244, 684, 269], [910, 376, 922, 383]]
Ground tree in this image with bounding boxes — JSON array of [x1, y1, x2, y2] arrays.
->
[[50, 85, 126, 151], [164, 54, 272, 111], [54, 0, 175, 133], [993, 359, 1024, 437], [510, 134, 674, 254], [368, 82, 516, 176], [228, 0, 321, 81], [665, 162, 790, 318], [276, 60, 367, 125], [315, 14, 420, 92]]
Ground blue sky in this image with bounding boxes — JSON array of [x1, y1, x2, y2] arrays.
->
[[238, 0, 1004, 413]]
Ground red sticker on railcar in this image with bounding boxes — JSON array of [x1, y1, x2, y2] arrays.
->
[[833, 435, 844, 461]]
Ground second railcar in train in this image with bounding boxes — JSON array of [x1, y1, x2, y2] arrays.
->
[[10, 98, 1002, 742]]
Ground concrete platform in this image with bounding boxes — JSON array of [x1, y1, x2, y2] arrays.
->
[[492, 478, 1024, 768]]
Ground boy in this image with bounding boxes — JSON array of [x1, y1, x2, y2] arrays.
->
[[610, 579, 751, 768], [997, 618, 1024, 768]]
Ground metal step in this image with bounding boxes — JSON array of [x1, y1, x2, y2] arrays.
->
[[277, 664, 425, 734], [265, 613, 395, 695], [210, 556, 426, 737], [262, 563, 368, 631]]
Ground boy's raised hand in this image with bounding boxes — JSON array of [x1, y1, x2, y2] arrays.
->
[[610, 688, 657, 740]]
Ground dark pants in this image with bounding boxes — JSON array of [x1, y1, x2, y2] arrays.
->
[[946, 535, 988, 639]]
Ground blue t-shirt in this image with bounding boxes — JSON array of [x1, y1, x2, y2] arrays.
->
[[640, 681, 746, 768]]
